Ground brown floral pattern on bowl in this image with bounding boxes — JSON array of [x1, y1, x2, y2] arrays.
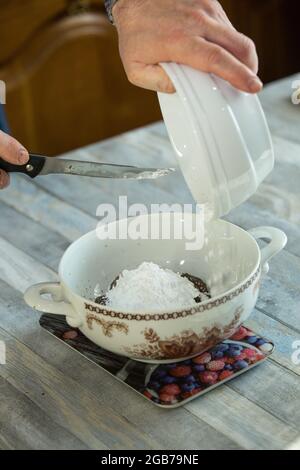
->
[[124, 306, 244, 360], [86, 314, 129, 337]]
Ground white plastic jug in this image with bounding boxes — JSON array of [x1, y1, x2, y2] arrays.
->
[[158, 63, 274, 219]]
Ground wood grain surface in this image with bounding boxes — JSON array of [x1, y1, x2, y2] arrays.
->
[[0, 75, 300, 449]]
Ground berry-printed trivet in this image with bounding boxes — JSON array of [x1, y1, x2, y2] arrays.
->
[[40, 315, 274, 409]]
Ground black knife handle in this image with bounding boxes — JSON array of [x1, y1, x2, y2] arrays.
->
[[0, 153, 46, 178]]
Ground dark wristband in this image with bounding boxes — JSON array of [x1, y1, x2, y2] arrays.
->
[[104, 0, 119, 24]]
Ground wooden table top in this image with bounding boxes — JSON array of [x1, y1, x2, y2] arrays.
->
[[0, 74, 300, 450]]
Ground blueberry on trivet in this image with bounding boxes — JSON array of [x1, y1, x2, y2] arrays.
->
[[212, 351, 224, 359], [148, 381, 161, 391], [192, 364, 205, 373], [184, 374, 197, 383], [211, 344, 229, 354], [227, 349, 242, 358], [181, 383, 195, 393], [230, 344, 243, 350], [161, 375, 178, 384], [255, 339, 266, 346], [234, 360, 249, 370], [165, 363, 178, 369], [247, 336, 258, 344], [153, 369, 167, 379]]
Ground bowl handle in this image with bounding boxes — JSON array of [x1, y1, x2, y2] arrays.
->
[[248, 226, 287, 274], [24, 282, 82, 328]]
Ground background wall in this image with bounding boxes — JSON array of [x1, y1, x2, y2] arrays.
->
[[0, 0, 299, 155]]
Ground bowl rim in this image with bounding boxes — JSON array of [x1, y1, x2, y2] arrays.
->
[[58, 218, 261, 320]]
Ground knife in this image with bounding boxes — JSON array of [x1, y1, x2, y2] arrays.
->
[[0, 154, 174, 180]]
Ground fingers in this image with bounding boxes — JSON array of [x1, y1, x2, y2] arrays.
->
[[125, 62, 176, 93], [0, 169, 9, 189], [171, 37, 262, 93], [203, 17, 258, 74], [0, 130, 29, 165]]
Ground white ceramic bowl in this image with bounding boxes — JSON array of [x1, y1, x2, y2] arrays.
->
[[158, 63, 274, 219], [24, 214, 286, 363]]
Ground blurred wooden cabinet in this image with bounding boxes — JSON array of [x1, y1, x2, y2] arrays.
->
[[0, 0, 299, 155], [0, 0, 161, 154], [220, 0, 300, 84]]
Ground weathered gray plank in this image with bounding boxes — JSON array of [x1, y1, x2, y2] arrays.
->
[[0, 175, 96, 241], [0, 377, 87, 450], [229, 360, 300, 430], [256, 249, 300, 331], [0, 278, 299, 450], [0, 325, 240, 450], [260, 74, 300, 144], [0, 327, 165, 450], [227, 201, 300, 260], [0, 236, 57, 293], [0, 201, 69, 271], [247, 309, 300, 375], [0, 435, 12, 450], [186, 385, 297, 450]]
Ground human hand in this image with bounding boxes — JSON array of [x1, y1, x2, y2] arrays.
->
[[113, 0, 262, 94], [0, 130, 29, 189]]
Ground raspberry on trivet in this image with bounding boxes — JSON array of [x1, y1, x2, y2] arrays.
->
[[244, 348, 257, 358], [224, 357, 236, 365], [192, 352, 211, 364], [62, 330, 78, 340], [230, 326, 248, 341], [143, 390, 153, 399], [253, 353, 265, 362], [235, 352, 247, 361], [170, 365, 192, 377], [218, 370, 234, 381], [181, 387, 203, 399], [159, 392, 176, 403], [199, 371, 218, 384], [206, 360, 225, 371], [160, 384, 181, 395]]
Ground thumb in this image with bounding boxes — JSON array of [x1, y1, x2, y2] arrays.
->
[[126, 62, 175, 93]]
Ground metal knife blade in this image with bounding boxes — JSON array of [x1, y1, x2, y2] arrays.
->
[[39, 157, 174, 180]]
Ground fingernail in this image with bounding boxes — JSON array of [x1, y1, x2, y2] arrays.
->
[[248, 76, 263, 93], [18, 148, 29, 164]]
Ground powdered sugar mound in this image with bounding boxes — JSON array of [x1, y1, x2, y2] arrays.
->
[[102, 262, 206, 312]]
